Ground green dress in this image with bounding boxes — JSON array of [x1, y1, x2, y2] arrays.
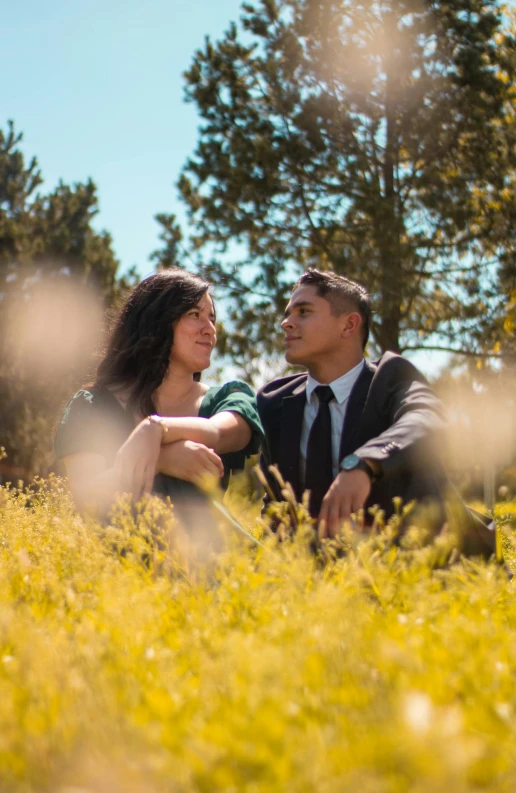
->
[[54, 381, 263, 506]]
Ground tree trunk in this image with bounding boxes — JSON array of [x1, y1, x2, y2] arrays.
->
[[378, 9, 402, 355]]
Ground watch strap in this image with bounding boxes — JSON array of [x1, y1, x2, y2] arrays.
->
[[355, 458, 378, 482], [340, 454, 380, 482]]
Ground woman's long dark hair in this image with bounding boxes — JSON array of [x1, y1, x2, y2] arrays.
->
[[95, 269, 211, 417]]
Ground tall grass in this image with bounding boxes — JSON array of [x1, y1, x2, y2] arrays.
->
[[0, 477, 515, 792]]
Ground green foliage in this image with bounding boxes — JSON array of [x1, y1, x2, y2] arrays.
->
[[0, 121, 128, 476], [151, 213, 187, 270], [0, 121, 120, 297], [0, 478, 515, 791], [176, 0, 516, 376]]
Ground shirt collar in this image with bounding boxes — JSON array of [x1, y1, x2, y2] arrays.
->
[[306, 359, 365, 405]]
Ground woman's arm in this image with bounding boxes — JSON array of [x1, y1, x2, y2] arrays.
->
[[62, 416, 164, 512], [114, 412, 250, 491], [160, 411, 252, 454], [157, 440, 224, 482], [63, 437, 161, 512], [101, 412, 251, 501], [63, 407, 253, 514], [63, 453, 121, 514], [63, 439, 225, 515]]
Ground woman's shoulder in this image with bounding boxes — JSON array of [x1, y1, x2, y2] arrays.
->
[[60, 386, 116, 423], [55, 386, 131, 461], [207, 379, 255, 399], [201, 380, 256, 412], [60, 388, 98, 422], [200, 379, 263, 463]]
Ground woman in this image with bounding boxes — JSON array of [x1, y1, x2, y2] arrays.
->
[[54, 270, 263, 520]]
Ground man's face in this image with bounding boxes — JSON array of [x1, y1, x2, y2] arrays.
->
[[281, 285, 351, 366]]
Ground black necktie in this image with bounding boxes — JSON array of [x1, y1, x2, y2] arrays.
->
[[305, 385, 335, 517]]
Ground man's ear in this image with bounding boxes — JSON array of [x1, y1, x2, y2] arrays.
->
[[341, 312, 362, 338]]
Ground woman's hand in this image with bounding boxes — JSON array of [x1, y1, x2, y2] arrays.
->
[[157, 440, 224, 485], [113, 418, 162, 499]]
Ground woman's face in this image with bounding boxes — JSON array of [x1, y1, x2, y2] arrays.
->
[[170, 292, 217, 373]]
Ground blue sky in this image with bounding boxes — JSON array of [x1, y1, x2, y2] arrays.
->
[[3, 0, 451, 377], [3, 0, 243, 278]]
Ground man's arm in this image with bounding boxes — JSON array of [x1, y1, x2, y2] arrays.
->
[[319, 369, 445, 538], [353, 378, 445, 476]]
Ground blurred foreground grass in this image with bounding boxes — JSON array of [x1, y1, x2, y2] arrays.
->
[[1, 478, 516, 792]]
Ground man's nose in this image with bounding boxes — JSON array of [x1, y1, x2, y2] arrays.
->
[[281, 315, 293, 330]]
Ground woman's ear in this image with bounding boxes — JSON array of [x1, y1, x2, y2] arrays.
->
[[341, 311, 362, 338]]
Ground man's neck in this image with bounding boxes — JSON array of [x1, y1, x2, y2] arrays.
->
[[306, 351, 364, 385]]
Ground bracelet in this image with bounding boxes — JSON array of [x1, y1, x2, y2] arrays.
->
[[146, 414, 168, 442]]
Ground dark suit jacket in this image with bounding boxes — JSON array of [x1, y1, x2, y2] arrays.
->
[[257, 352, 496, 558]]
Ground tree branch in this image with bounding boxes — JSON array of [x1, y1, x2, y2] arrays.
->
[[402, 345, 516, 359]]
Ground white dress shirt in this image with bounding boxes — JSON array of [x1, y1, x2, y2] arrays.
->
[[299, 359, 365, 483]]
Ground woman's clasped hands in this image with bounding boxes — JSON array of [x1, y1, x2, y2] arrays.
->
[[113, 417, 224, 500]]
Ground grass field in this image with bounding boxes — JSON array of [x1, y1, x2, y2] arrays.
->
[[1, 477, 516, 792]]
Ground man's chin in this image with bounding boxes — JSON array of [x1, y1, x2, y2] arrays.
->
[[285, 348, 306, 365]]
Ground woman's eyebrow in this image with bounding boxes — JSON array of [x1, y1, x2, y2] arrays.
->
[[195, 302, 216, 319]]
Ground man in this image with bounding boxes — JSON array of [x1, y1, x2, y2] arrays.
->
[[257, 269, 495, 557]]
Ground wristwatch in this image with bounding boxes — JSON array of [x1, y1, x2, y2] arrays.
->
[[340, 453, 380, 482]]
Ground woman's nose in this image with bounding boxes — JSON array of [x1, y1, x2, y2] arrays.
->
[[202, 319, 216, 337]]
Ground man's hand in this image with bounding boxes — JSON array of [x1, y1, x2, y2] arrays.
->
[[318, 469, 372, 539], [157, 440, 224, 486]]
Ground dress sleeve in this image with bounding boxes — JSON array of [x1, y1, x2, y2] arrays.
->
[[54, 389, 130, 463], [199, 381, 264, 476]]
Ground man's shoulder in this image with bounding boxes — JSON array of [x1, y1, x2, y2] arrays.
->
[[372, 351, 430, 386], [257, 372, 307, 409]]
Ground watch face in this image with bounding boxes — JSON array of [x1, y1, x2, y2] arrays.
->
[[342, 454, 360, 471]]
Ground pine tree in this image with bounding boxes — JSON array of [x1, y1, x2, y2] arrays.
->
[[177, 0, 516, 376], [0, 122, 122, 477]]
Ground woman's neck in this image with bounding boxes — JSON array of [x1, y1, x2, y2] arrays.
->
[[156, 372, 198, 407]]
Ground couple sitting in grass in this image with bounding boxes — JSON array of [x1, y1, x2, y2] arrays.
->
[[55, 268, 495, 557]]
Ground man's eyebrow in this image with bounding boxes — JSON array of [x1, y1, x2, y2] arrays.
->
[[284, 300, 315, 316]]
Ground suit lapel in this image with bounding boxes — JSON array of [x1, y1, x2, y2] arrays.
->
[[339, 360, 376, 459], [278, 382, 306, 499]]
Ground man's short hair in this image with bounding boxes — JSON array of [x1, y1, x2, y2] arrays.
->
[[295, 268, 372, 349]]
